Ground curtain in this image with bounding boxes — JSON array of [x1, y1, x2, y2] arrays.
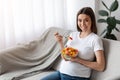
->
[[0, 0, 96, 50]]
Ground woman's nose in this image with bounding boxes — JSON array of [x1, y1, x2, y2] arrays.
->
[[81, 21, 85, 26]]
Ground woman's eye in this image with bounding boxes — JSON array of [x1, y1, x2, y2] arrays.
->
[[78, 19, 81, 22], [85, 19, 89, 22]]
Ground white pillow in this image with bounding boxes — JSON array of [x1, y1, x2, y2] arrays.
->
[[90, 39, 120, 80]]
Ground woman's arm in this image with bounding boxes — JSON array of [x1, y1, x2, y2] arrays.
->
[[71, 50, 105, 71], [54, 32, 64, 50], [54, 32, 70, 61]]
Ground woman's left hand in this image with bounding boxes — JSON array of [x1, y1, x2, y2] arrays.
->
[[69, 56, 80, 62]]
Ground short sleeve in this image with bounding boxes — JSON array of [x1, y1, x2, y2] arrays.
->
[[93, 37, 103, 52]]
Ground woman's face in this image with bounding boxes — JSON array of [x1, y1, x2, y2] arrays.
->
[[77, 14, 92, 32]]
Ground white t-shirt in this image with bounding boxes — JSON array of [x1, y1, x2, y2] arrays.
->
[[59, 32, 103, 78]]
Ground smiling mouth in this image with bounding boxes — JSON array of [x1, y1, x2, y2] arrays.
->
[[81, 26, 87, 29]]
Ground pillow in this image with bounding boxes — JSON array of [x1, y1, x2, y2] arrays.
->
[[90, 39, 120, 80]]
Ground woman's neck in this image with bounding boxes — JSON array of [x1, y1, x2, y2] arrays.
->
[[80, 31, 92, 38]]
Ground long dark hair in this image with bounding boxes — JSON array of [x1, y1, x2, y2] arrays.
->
[[76, 7, 97, 34]]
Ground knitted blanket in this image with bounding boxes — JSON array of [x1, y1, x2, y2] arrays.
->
[[0, 27, 71, 80]]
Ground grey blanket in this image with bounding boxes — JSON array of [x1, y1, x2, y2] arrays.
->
[[0, 27, 71, 80]]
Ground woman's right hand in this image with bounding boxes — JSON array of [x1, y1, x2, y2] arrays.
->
[[54, 32, 66, 59], [54, 32, 63, 44]]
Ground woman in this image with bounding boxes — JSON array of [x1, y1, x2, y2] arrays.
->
[[41, 7, 105, 80]]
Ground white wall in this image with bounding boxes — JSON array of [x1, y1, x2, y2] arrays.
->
[[97, 0, 120, 40]]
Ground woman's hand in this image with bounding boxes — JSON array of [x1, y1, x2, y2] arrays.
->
[[69, 50, 105, 72], [54, 32, 63, 44], [61, 54, 70, 61], [70, 56, 80, 62], [61, 53, 79, 62]]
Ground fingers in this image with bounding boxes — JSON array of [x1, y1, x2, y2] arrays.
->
[[61, 54, 69, 61], [54, 32, 63, 38], [54, 32, 63, 43], [54, 32, 59, 36]]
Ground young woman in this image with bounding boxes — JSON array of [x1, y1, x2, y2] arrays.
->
[[41, 7, 105, 80]]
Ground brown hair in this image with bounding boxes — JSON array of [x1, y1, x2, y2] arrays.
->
[[76, 7, 97, 34]]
